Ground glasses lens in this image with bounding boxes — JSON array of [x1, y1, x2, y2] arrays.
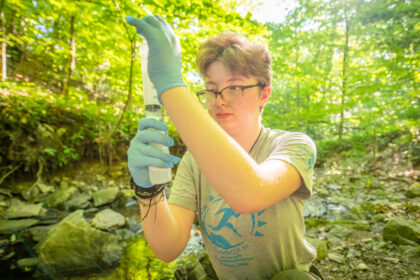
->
[[197, 91, 215, 109], [222, 86, 243, 104]]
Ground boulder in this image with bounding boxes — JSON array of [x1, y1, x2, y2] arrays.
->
[[92, 187, 120, 207], [0, 219, 39, 235], [45, 186, 78, 208], [91, 209, 125, 231], [383, 218, 420, 246], [65, 193, 91, 210], [6, 198, 44, 219], [38, 210, 122, 274]]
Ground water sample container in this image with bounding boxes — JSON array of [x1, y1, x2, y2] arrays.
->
[[140, 40, 172, 185]]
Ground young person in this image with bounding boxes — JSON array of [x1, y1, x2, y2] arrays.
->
[[126, 15, 320, 280]]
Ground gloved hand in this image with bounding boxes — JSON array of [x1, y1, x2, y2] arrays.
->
[[128, 118, 181, 188], [126, 15, 186, 102]]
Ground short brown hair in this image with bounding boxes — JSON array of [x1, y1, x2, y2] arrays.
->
[[196, 32, 272, 86]]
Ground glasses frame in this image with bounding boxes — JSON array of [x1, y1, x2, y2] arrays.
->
[[196, 83, 264, 107]]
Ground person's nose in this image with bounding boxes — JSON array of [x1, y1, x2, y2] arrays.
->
[[214, 93, 226, 107]]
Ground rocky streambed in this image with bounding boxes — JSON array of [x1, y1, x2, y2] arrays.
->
[[0, 157, 419, 279], [0, 161, 213, 279]]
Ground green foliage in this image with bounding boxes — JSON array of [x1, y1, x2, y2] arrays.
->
[[109, 232, 209, 280], [110, 236, 175, 279], [1, 0, 418, 179], [0, 81, 138, 176], [263, 0, 419, 146]]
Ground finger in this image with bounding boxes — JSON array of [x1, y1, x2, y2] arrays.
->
[[125, 16, 144, 35], [143, 15, 163, 29], [169, 154, 182, 165], [154, 15, 173, 33], [137, 130, 174, 146], [139, 144, 174, 166], [129, 143, 173, 168], [138, 118, 168, 132]]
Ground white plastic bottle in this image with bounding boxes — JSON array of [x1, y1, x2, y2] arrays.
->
[[140, 40, 172, 185]]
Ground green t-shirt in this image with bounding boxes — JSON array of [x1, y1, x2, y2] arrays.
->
[[168, 126, 317, 280]]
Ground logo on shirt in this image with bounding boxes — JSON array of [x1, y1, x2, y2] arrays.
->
[[201, 194, 266, 268]]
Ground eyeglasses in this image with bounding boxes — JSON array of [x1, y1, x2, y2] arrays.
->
[[196, 83, 264, 108]]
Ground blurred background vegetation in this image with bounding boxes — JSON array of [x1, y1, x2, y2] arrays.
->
[[0, 0, 418, 183]]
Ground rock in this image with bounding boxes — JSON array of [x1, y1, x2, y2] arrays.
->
[[0, 188, 12, 197], [17, 258, 38, 270], [373, 213, 387, 222], [65, 193, 91, 210], [336, 212, 360, 221], [45, 186, 78, 208], [92, 187, 120, 207], [327, 226, 354, 239], [357, 262, 368, 270], [0, 239, 9, 249], [305, 218, 329, 229], [36, 183, 55, 194], [400, 245, 420, 262], [38, 210, 122, 274], [2, 251, 15, 261], [383, 218, 420, 246], [91, 209, 125, 231], [113, 189, 134, 208], [0, 219, 39, 234], [327, 252, 345, 264], [306, 237, 328, 261], [350, 201, 375, 219], [406, 183, 420, 198], [346, 248, 361, 258], [114, 228, 136, 241], [14, 181, 38, 201], [38, 208, 59, 225], [28, 225, 55, 242], [303, 197, 328, 218], [333, 220, 370, 231], [6, 198, 44, 219]]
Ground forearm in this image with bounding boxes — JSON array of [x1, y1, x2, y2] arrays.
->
[[138, 196, 188, 262], [161, 87, 273, 213]]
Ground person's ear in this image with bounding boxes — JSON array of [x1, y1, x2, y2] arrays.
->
[[259, 86, 271, 107]]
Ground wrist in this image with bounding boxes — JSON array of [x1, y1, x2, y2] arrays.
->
[[130, 178, 167, 199], [158, 83, 187, 104]]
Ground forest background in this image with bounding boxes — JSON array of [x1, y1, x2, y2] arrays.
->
[[0, 0, 419, 279], [0, 0, 418, 177]]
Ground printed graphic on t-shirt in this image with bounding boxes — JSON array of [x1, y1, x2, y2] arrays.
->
[[201, 194, 266, 268], [295, 145, 315, 169]]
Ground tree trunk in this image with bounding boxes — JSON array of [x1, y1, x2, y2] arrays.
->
[[0, 0, 6, 81], [62, 14, 76, 96], [339, 9, 349, 139], [106, 39, 136, 167]]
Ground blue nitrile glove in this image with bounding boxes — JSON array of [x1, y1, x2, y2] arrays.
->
[[125, 15, 186, 102], [128, 118, 181, 188]]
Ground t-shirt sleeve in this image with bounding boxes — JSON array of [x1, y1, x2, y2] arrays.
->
[[268, 132, 317, 200], [168, 151, 197, 211]]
